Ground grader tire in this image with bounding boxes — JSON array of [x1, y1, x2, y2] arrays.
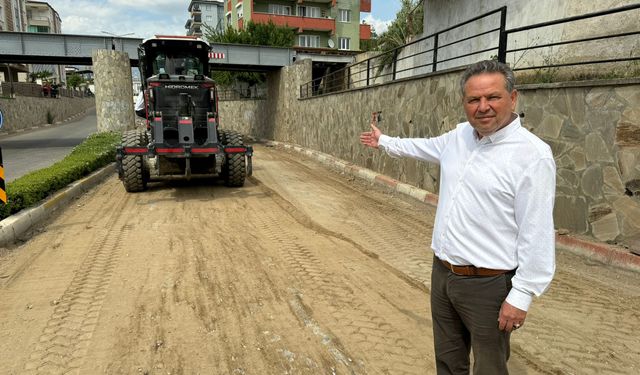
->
[[223, 130, 246, 187], [122, 130, 148, 192]]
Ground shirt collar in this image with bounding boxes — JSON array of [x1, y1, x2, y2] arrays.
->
[[474, 114, 521, 143]]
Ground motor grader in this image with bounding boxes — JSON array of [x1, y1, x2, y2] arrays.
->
[[116, 36, 252, 192]]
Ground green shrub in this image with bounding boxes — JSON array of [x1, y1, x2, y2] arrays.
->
[[0, 131, 120, 220], [46, 111, 55, 124]]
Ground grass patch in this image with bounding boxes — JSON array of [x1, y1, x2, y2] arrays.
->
[[0, 131, 120, 220]]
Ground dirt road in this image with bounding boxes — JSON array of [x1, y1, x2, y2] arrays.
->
[[0, 144, 639, 374]]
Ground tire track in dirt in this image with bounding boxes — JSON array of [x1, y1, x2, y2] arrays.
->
[[254, 145, 640, 375], [0, 178, 127, 289], [255, 148, 434, 289], [22, 194, 133, 374], [250, 192, 428, 375], [511, 267, 640, 375], [102, 185, 349, 374]]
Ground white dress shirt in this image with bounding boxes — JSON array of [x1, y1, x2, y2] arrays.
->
[[134, 91, 145, 112], [378, 116, 556, 311]]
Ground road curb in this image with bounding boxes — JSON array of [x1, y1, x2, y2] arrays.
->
[[262, 139, 640, 272], [0, 164, 115, 247]]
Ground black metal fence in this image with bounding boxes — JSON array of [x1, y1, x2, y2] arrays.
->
[[504, 3, 640, 81], [300, 3, 640, 98]]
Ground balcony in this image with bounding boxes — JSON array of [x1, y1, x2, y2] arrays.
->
[[252, 12, 335, 33], [28, 16, 51, 27], [360, 0, 371, 13], [360, 23, 371, 40], [190, 4, 201, 15]]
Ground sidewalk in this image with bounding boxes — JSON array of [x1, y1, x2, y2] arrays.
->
[[263, 139, 640, 273]]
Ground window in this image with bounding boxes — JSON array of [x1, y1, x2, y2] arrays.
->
[[237, 4, 243, 18], [338, 9, 351, 22], [297, 6, 321, 18], [152, 53, 204, 75], [226, 13, 231, 25], [298, 35, 320, 48], [206, 15, 213, 22], [269, 4, 291, 15], [13, 0, 21, 30], [339, 37, 350, 50], [28, 25, 49, 33], [205, 4, 212, 11]]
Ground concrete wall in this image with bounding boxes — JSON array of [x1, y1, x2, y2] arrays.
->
[[422, 0, 640, 72], [0, 96, 95, 132], [218, 60, 640, 247]]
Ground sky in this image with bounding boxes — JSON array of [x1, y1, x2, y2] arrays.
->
[[46, 0, 402, 39]]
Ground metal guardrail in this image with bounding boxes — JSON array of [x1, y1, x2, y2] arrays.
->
[[300, 3, 640, 98], [300, 7, 506, 98], [504, 3, 640, 74]]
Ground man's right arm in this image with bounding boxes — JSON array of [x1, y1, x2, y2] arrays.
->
[[378, 132, 452, 164]]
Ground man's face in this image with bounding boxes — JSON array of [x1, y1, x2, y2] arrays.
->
[[463, 72, 518, 138]]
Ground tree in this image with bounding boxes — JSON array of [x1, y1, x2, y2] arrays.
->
[[205, 21, 295, 47], [204, 21, 296, 88], [374, 0, 425, 75], [66, 73, 85, 89], [28, 70, 53, 83]]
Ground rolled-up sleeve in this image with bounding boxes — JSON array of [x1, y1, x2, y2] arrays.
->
[[507, 157, 556, 311]]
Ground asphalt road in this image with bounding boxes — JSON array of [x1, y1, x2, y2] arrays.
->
[[0, 108, 97, 182]]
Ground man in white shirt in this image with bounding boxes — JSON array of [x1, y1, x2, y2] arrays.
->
[[360, 60, 556, 374], [134, 89, 146, 118]]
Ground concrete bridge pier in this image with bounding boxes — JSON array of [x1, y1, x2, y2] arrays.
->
[[92, 50, 135, 132]]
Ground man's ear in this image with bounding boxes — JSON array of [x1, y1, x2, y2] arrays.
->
[[510, 89, 518, 111]]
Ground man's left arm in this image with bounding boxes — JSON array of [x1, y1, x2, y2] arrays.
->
[[500, 157, 556, 330]]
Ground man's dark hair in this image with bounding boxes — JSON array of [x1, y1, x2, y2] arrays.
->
[[459, 60, 515, 96]]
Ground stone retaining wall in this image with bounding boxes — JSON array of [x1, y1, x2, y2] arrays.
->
[[218, 60, 640, 247], [0, 96, 95, 132]]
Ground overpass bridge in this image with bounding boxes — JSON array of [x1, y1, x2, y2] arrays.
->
[[0, 31, 298, 71]]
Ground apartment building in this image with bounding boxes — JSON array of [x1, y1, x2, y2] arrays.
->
[[225, 0, 372, 51], [0, 0, 28, 84], [26, 0, 60, 33], [0, 0, 27, 31], [25, 1, 64, 84], [186, 0, 225, 37]]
